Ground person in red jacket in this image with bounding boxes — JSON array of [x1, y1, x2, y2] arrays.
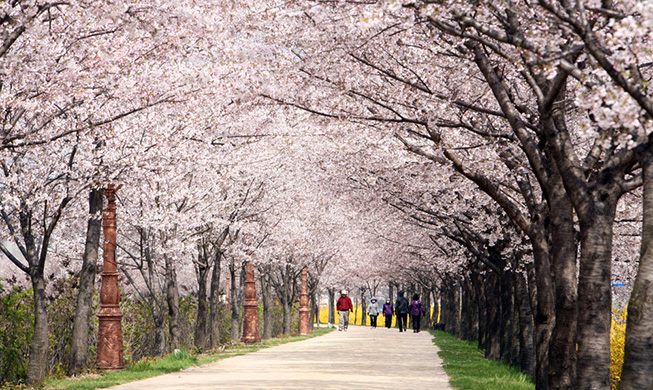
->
[[336, 290, 354, 331]]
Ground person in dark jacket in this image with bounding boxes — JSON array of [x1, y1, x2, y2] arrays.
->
[[383, 297, 394, 328], [409, 293, 427, 333], [395, 290, 409, 332]]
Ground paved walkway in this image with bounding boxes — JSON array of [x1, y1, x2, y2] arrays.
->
[[108, 325, 452, 390]]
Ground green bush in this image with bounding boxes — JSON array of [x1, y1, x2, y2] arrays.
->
[[121, 296, 158, 363], [121, 294, 200, 362], [47, 277, 80, 378], [177, 296, 197, 351], [0, 280, 34, 386], [0, 274, 97, 385]]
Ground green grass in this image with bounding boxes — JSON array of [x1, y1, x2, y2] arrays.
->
[[44, 327, 334, 390], [430, 330, 535, 390]]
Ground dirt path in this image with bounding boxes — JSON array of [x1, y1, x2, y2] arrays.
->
[[107, 325, 452, 390]]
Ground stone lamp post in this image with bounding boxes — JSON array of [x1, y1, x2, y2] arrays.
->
[[240, 262, 261, 343], [97, 184, 124, 370], [298, 266, 311, 336]]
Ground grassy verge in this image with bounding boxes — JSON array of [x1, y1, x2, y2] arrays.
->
[[430, 330, 534, 390], [45, 327, 334, 390]]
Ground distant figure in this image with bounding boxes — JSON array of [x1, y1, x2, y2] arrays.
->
[[395, 290, 409, 332], [336, 290, 353, 331], [383, 297, 394, 328], [409, 293, 426, 333], [367, 297, 380, 328]]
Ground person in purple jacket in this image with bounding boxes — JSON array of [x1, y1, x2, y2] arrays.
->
[[409, 293, 426, 333], [383, 297, 394, 328]]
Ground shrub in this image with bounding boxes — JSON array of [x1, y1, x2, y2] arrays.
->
[[176, 295, 197, 350], [0, 280, 34, 386], [47, 277, 80, 378], [0, 275, 89, 385], [121, 294, 213, 361], [121, 295, 158, 363]]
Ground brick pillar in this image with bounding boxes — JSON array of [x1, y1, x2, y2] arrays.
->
[[97, 184, 124, 370], [298, 266, 310, 336], [240, 262, 261, 343]]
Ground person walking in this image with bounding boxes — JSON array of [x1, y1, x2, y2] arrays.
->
[[383, 297, 394, 328], [336, 290, 353, 331], [367, 297, 380, 328], [395, 290, 409, 332], [409, 293, 427, 333]]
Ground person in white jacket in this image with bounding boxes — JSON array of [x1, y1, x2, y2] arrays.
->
[[367, 297, 381, 328]]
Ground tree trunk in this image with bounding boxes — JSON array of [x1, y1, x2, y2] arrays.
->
[[442, 279, 451, 331], [26, 271, 48, 385], [441, 275, 460, 336], [515, 271, 535, 379], [259, 269, 273, 340], [68, 189, 103, 375], [439, 283, 448, 330], [209, 250, 222, 348], [526, 263, 538, 325], [531, 236, 556, 390], [467, 279, 479, 341], [270, 262, 296, 336], [361, 288, 367, 326], [139, 230, 167, 356], [452, 276, 461, 337], [621, 146, 653, 390], [576, 214, 615, 390], [475, 273, 488, 350], [229, 263, 241, 342], [422, 286, 431, 330], [19, 196, 70, 384], [310, 290, 317, 330], [460, 276, 476, 341], [282, 297, 292, 336], [165, 256, 180, 350], [500, 270, 515, 363], [194, 256, 209, 351], [543, 87, 623, 390], [547, 176, 578, 390], [153, 309, 166, 355], [459, 279, 468, 338], [328, 288, 335, 325], [485, 271, 502, 361], [511, 291, 521, 368]]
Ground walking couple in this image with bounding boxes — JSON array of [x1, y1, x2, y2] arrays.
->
[[395, 290, 426, 333]]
